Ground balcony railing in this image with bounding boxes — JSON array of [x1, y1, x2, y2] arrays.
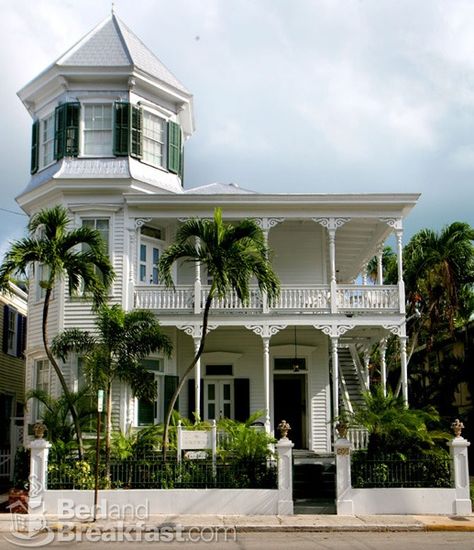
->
[[134, 284, 400, 314]]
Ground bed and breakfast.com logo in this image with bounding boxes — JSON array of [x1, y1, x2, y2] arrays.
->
[[5, 475, 236, 546]]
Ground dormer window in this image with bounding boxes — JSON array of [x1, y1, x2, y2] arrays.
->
[[30, 101, 183, 179], [142, 111, 165, 168], [83, 104, 113, 156], [41, 113, 55, 168]]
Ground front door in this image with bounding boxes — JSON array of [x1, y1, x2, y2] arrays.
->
[[204, 380, 234, 420], [273, 374, 306, 448]]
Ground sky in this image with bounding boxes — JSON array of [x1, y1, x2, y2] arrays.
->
[[1, 0, 474, 252]]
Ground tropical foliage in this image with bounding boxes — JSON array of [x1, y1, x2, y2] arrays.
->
[[51, 304, 172, 475], [158, 208, 280, 455], [348, 386, 448, 458], [0, 205, 114, 458], [26, 388, 95, 444]]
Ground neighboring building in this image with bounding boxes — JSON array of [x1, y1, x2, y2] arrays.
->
[[0, 283, 27, 476], [16, 14, 418, 453]]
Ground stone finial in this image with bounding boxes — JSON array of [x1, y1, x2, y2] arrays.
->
[[33, 422, 46, 439], [277, 420, 291, 439], [451, 418, 464, 438], [336, 421, 348, 439]]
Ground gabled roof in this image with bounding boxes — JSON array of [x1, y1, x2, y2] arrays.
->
[[56, 14, 189, 94], [185, 182, 257, 195]]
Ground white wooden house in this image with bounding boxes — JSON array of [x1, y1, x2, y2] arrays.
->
[[17, 14, 418, 453]]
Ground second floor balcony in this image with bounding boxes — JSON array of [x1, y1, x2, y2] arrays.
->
[[134, 283, 400, 316]]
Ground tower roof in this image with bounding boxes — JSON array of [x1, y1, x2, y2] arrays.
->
[[55, 14, 189, 94]]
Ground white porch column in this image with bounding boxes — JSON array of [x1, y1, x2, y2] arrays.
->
[[263, 337, 271, 433], [256, 217, 283, 314], [399, 335, 408, 406], [313, 218, 350, 314], [331, 336, 339, 423], [194, 237, 202, 314], [395, 226, 406, 315], [379, 338, 387, 397], [193, 337, 201, 421], [328, 228, 338, 313], [376, 246, 384, 286], [361, 264, 368, 286]]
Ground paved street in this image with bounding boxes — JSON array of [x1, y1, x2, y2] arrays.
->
[[2, 531, 474, 549]]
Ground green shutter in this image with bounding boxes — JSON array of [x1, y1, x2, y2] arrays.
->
[[30, 120, 39, 174], [2, 305, 9, 354], [130, 105, 142, 159], [167, 121, 182, 174], [113, 102, 130, 156], [164, 375, 179, 417], [234, 378, 250, 422], [54, 102, 80, 160]]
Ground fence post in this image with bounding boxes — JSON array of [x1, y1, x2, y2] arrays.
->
[[335, 437, 354, 515], [447, 435, 471, 516], [276, 436, 294, 515], [28, 437, 51, 513]]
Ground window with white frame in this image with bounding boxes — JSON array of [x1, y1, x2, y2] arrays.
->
[[7, 309, 17, 356], [35, 359, 51, 419], [142, 111, 165, 168], [82, 218, 110, 255], [41, 113, 55, 168], [35, 263, 50, 301], [136, 359, 164, 426], [83, 104, 113, 156]]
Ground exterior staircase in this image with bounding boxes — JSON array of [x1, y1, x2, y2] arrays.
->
[[338, 346, 366, 413]]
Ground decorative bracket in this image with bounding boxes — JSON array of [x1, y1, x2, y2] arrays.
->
[[254, 218, 285, 231], [313, 324, 354, 338], [177, 324, 218, 339], [379, 217, 402, 232], [135, 217, 152, 230], [313, 217, 351, 231], [245, 324, 287, 339]]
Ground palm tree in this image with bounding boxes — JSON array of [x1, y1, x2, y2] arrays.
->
[[159, 208, 280, 455], [51, 304, 172, 474], [402, 222, 474, 334], [366, 246, 396, 284], [0, 205, 114, 458]]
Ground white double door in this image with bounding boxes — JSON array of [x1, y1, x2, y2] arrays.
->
[[204, 380, 233, 421]]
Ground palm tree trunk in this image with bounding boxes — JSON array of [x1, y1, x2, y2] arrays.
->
[[42, 287, 84, 459], [162, 292, 213, 459], [105, 381, 112, 481]]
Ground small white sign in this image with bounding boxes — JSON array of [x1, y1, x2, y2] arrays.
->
[[180, 430, 211, 450], [97, 390, 104, 413], [184, 450, 208, 460]]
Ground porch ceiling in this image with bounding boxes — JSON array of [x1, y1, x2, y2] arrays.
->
[[335, 218, 391, 282]]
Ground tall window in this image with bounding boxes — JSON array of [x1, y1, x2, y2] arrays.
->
[[41, 114, 55, 167], [83, 104, 113, 156], [142, 111, 165, 168], [35, 359, 51, 419], [36, 263, 50, 301], [136, 359, 164, 426], [82, 218, 110, 255], [7, 309, 17, 356]]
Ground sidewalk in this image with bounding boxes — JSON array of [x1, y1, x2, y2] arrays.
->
[[0, 513, 473, 533]]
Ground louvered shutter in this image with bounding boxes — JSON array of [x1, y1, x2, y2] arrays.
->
[[113, 102, 130, 156], [167, 121, 182, 174], [30, 121, 39, 174], [130, 105, 142, 159]]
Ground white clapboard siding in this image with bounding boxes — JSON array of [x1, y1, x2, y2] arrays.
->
[[268, 223, 325, 285]]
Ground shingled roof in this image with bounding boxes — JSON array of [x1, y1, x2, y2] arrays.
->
[[56, 14, 189, 94]]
